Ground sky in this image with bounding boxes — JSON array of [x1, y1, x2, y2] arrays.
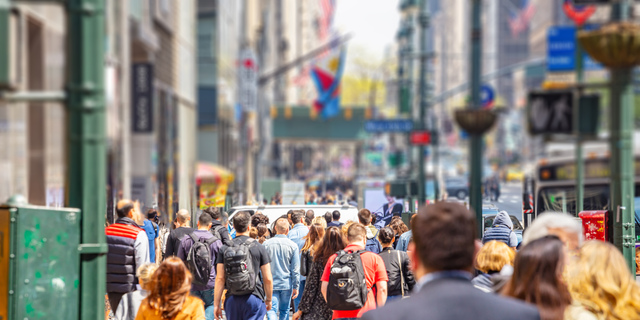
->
[[332, 0, 400, 72]]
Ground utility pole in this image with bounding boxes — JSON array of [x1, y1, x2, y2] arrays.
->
[[575, 25, 584, 215], [469, 0, 484, 236], [417, 0, 430, 205], [609, 0, 635, 272]]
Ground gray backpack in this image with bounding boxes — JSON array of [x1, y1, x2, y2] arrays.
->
[[223, 238, 257, 295], [186, 233, 217, 286]]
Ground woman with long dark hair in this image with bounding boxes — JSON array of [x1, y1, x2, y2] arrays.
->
[[295, 217, 327, 313], [135, 257, 205, 320], [502, 236, 571, 320], [377, 227, 415, 301], [293, 226, 346, 320]]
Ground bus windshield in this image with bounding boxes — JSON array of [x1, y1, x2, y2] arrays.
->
[[538, 184, 640, 215]]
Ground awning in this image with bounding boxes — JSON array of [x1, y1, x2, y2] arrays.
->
[[196, 162, 235, 185]]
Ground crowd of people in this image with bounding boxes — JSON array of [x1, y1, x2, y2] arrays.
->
[[104, 198, 640, 320]]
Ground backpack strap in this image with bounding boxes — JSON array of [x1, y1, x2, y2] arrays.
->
[[204, 237, 217, 245], [189, 232, 199, 243]]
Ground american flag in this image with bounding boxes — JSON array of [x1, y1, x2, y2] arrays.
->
[[508, 0, 536, 37], [318, 0, 336, 41]]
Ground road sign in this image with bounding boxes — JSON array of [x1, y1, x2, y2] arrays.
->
[[481, 85, 495, 109], [239, 48, 258, 112], [547, 25, 602, 72], [410, 131, 431, 145], [364, 119, 413, 133], [527, 91, 574, 134]]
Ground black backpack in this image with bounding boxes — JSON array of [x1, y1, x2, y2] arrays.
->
[[223, 238, 257, 296], [210, 224, 224, 239], [326, 250, 369, 310], [186, 233, 217, 286]]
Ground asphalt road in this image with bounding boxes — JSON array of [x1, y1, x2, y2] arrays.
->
[[487, 182, 524, 222]]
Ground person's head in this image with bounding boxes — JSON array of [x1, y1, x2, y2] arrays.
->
[[332, 210, 341, 222], [409, 213, 417, 229], [287, 210, 295, 225], [251, 212, 269, 228], [176, 209, 191, 227], [315, 226, 347, 264], [172, 217, 179, 230], [147, 257, 192, 319], [305, 210, 315, 225], [341, 220, 354, 238], [502, 236, 571, 320], [324, 211, 332, 225], [410, 202, 476, 277], [275, 218, 290, 235], [256, 224, 269, 243], [568, 241, 640, 320], [302, 219, 326, 252], [346, 223, 367, 246], [249, 227, 259, 240], [232, 211, 252, 234], [378, 227, 395, 247], [312, 216, 327, 229], [475, 240, 515, 274], [358, 208, 372, 226], [522, 212, 582, 252], [204, 207, 221, 221], [116, 200, 135, 219], [221, 211, 229, 227], [147, 208, 159, 223], [197, 212, 213, 230], [291, 210, 305, 225], [390, 219, 409, 237], [137, 263, 159, 290], [386, 196, 395, 204]]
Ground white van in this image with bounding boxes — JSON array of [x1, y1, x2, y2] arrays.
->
[[227, 204, 360, 228]]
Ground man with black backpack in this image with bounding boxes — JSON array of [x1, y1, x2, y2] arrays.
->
[[177, 212, 223, 320], [321, 223, 388, 319], [204, 207, 233, 246], [214, 211, 273, 320]]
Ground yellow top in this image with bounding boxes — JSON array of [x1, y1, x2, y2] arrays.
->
[[135, 296, 205, 320]]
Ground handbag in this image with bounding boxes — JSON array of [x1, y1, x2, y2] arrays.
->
[[300, 250, 310, 277], [397, 251, 408, 298]]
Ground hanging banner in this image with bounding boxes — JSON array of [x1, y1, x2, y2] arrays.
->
[[200, 182, 229, 209]]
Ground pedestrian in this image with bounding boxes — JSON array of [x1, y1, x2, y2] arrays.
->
[[567, 241, 640, 320], [377, 227, 415, 301], [177, 213, 223, 320], [358, 209, 382, 254], [383, 196, 403, 218], [361, 202, 539, 320], [158, 217, 174, 260], [287, 210, 295, 227], [264, 219, 301, 320], [214, 211, 273, 320], [165, 209, 193, 258], [521, 212, 582, 252], [142, 209, 161, 263], [321, 223, 388, 319], [106, 200, 150, 310], [471, 240, 515, 293], [203, 207, 233, 246], [115, 263, 158, 320], [134, 257, 205, 320], [482, 211, 517, 248], [502, 236, 571, 320], [388, 218, 408, 249], [296, 217, 327, 313], [305, 210, 315, 226], [252, 212, 270, 228], [289, 210, 310, 250], [341, 220, 354, 239], [294, 226, 346, 320], [323, 211, 332, 225], [327, 210, 343, 228], [395, 214, 416, 252]]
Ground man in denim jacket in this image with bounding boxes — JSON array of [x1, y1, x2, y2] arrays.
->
[[264, 219, 301, 320]]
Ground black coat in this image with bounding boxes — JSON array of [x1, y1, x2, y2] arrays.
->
[[383, 203, 404, 216], [378, 247, 415, 297], [361, 277, 540, 320]]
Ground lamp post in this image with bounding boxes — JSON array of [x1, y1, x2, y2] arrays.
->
[[416, 0, 430, 205], [469, 0, 484, 236]]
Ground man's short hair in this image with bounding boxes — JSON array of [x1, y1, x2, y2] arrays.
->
[[147, 208, 158, 220], [522, 212, 583, 246], [291, 210, 305, 224], [198, 212, 213, 227], [324, 212, 332, 224], [358, 209, 372, 225], [204, 207, 221, 220], [275, 218, 290, 234], [305, 210, 315, 225], [332, 210, 341, 221], [347, 223, 367, 243], [221, 211, 229, 225], [413, 202, 476, 271], [233, 211, 252, 233], [116, 200, 134, 219], [176, 209, 190, 224]]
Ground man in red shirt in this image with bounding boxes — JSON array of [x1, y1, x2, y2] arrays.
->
[[321, 223, 388, 319]]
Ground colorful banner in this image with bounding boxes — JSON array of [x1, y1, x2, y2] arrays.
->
[[200, 182, 228, 209]]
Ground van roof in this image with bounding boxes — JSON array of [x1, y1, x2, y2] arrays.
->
[[230, 204, 357, 210]]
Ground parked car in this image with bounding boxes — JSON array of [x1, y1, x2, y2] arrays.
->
[[482, 214, 524, 246], [445, 177, 469, 200], [481, 204, 500, 216]]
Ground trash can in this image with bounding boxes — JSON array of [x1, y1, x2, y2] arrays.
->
[[578, 210, 609, 241]]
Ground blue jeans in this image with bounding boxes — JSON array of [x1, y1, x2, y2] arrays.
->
[[267, 289, 292, 320], [293, 279, 305, 312], [386, 295, 403, 302], [191, 289, 214, 320], [225, 294, 267, 320]]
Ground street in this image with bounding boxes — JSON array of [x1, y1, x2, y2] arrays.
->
[[488, 182, 523, 222]]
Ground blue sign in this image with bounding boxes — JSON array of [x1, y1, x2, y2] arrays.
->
[[364, 119, 413, 133], [547, 25, 602, 72], [481, 85, 495, 108]]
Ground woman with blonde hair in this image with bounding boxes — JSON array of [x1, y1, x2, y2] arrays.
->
[[135, 257, 205, 320], [116, 263, 159, 320], [472, 240, 515, 292], [567, 241, 640, 320]]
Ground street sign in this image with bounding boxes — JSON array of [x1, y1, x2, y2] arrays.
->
[[238, 48, 258, 112], [481, 85, 495, 109], [547, 25, 602, 72], [410, 131, 431, 145], [364, 119, 414, 133], [132, 63, 154, 133], [527, 91, 574, 135]]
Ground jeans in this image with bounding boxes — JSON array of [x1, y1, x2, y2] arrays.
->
[[192, 289, 214, 320], [386, 295, 403, 302], [267, 289, 293, 320], [293, 279, 305, 312], [225, 294, 267, 320]]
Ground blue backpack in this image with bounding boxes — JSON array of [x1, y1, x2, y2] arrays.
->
[[365, 229, 382, 254]]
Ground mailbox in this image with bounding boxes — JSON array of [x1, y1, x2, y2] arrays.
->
[[578, 210, 609, 241]]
